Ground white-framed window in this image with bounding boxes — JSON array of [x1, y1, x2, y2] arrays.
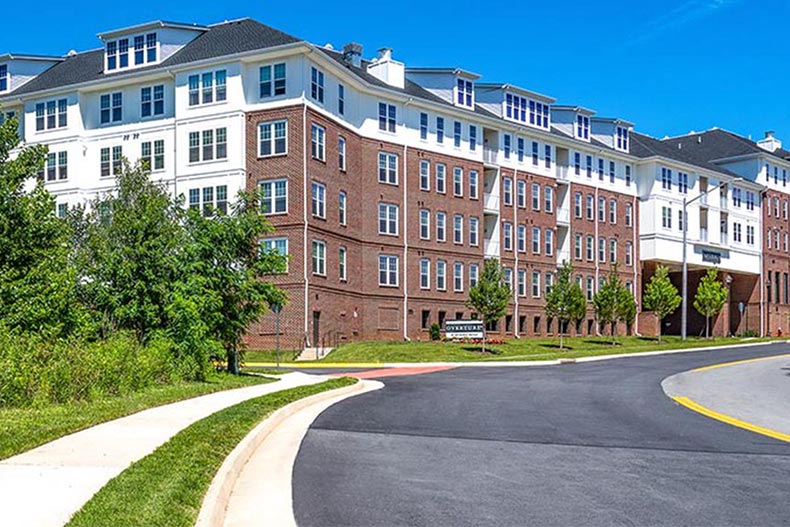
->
[[586, 194, 594, 220], [419, 112, 428, 140], [503, 134, 512, 159], [469, 264, 479, 288], [504, 268, 513, 291], [469, 170, 479, 199], [661, 167, 672, 190], [503, 222, 513, 251], [310, 67, 324, 103], [100, 92, 122, 124], [732, 187, 743, 208], [420, 209, 431, 240], [56, 202, 67, 218], [469, 217, 479, 246], [420, 160, 430, 191], [574, 192, 582, 217], [260, 237, 289, 273], [517, 269, 527, 297], [625, 165, 632, 186], [453, 167, 463, 197], [454, 262, 464, 292], [517, 180, 526, 208], [544, 186, 553, 213], [545, 272, 554, 295], [436, 116, 444, 143], [625, 241, 633, 266], [517, 137, 525, 163], [436, 163, 446, 193], [678, 209, 685, 231], [420, 259, 431, 289], [573, 152, 581, 175], [503, 177, 513, 206], [0, 64, 7, 92], [517, 224, 526, 252], [609, 239, 617, 263], [662, 206, 672, 229], [608, 160, 615, 183], [586, 235, 594, 261], [35, 98, 68, 131], [609, 199, 617, 223], [506, 93, 527, 122], [339, 246, 347, 281], [454, 214, 464, 244], [532, 141, 539, 166], [339, 191, 347, 226], [100, 145, 123, 177], [259, 62, 286, 98], [140, 85, 164, 117], [188, 70, 226, 106], [259, 179, 288, 215], [436, 260, 447, 291], [312, 240, 326, 275], [784, 232, 788, 252], [733, 222, 742, 243], [745, 191, 755, 211], [531, 182, 540, 210], [598, 197, 606, 222], [679, 172, 689, 194], [436, 211, 446, 242], [576, 114, 589, 140], [378, 152, 398, 185], [545, 229, 554, 256], [338, 136, 346, 170], [586, 276, 594, 301], [532, 226, 540, 254], [456, 78, 474, 107], [616, 126, 629, 150], [469, 125, 477, 151], [378, 102, 396, 132], [140, 139, 165, 171], [41, 151, 68, 182], [378, 203, 399, 236], [188, 185, 229, 217], [625, 203, 633, 226], [598, 158, 605, 181], [258, 120, 287, 157], [106, 32, 157, 70], [311, 123, 325, 161], [574, 233, 582, 260], [311, 181, 326, 218], [454, 121, 462, 148], [598, 237, 606, 263], [532, 271, 541, 298], [189, 128, 227, 162], [544, 144, 552, 169]]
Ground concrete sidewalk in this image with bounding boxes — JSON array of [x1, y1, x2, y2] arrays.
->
[[0, 372, 325, 527]]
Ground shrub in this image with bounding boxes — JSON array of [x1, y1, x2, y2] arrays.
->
[[429, 323, 441, 341]]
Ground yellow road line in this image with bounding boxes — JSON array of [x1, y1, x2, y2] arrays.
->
[[692, 353, 790, 372], [672, 396, 790, 443], [244, 362, 385, 369]]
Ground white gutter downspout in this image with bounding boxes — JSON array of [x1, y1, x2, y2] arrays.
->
[[302, 97, 309, 346], [513, 168, 519, 338], [402, 142, 410, 341], [632, 193, 640, 335], [760, 190, 766, 337], [594, 184, 601, 336]]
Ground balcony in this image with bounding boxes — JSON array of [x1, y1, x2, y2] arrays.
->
[[556, 208, 570, 226], [484, 239, 500, 258], [557, 250, 571, 265], [483, 192, 500, 215], [699, 194, 708, 206], [719, 233, 728, 246], [720, 199, 728, 211], [699, 227, 708, 243], [483, 147, 498, 166], [556, 165, 569, 183]]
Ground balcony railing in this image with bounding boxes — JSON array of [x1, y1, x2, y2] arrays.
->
[[483, 192, 500, 214], [556, 165, 569, 183], [484, 239, 500, 258], [720, 232, 728, 245], [557, 250, 571, 264], [483, 147, 498, 166], [699, 193, 708, 206], [556, 208, 570, 225], [699, 227, 708, 242]]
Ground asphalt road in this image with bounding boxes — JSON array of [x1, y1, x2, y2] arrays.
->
[[293, 343, 790, 526]]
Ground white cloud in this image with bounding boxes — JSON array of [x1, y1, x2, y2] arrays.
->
[[626, 0, 742, 46]]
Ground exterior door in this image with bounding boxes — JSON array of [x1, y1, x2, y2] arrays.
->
[[312, 311, 320, 346]]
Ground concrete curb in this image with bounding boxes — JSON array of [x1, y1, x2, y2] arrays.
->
[[195, 378, 383, 527], [244, 339, 786, 370]]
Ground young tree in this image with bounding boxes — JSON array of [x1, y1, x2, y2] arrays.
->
[[183, 191, 287, 374], [643, 265, 681, 342], [693, 268, 728, 338], [544, 261, 586, 349], [466, 258, 511, 354], [0, 115, 83, 336], [593, 265, 634, 345]]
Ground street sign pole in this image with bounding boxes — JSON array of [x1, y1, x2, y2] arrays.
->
[[271, 303, 282, 369]]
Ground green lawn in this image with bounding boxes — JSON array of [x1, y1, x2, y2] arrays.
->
[[260, 335, 774, 364], [243, 349, 300, 364], [67, 377, 356, 527], [0, 373, 272, 460]]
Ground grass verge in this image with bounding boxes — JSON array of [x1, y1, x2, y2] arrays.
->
[[0, 373, 271, 460], [67, 377, 356, 527], [248, 335, 775, 364], [243, 349, 300, 363]]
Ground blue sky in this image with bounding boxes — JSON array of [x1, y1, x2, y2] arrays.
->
[[2, 0, 787, 142]]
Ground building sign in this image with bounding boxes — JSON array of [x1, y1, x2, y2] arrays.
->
[[444, 320, 484, 340], [702, 250, 721, 264]]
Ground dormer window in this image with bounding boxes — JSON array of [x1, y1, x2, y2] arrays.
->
[[576, 115, 590, 140], [616, 126, 629, 151], [505, 93, 549, 129], [505, 93, 527, 122], [529, 100, 550, 129], [106, 32, 157, 71], [456, 78, 473, 108], [0, 64, 8, 92]]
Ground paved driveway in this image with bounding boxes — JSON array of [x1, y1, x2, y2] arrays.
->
[[293, 344, 790, 526]]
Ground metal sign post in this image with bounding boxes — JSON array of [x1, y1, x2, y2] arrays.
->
[[271, 303, 282, 369]]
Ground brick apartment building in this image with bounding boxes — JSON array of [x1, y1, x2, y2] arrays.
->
[[0, 18, 787, 350]]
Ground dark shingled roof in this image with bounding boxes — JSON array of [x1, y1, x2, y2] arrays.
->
[[630, 132, 742, 179], [660, 128, 790, 165], [6, 18, 301, 97]]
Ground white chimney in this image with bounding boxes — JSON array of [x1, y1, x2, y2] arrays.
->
[[367, 47, 404, 89], [757, 130, 782, 153]]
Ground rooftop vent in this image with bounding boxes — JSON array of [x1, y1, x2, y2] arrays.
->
[[757, 130, 782, 153], [342, 42, 362, 68], [366, 47, 404, 89]]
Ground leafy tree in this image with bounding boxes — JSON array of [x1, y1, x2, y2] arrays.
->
[[643, 265, 681, 342], [544, 262, 586, 349], [693, 268, 728, 338], [593, 265, 635, 345], [183, 191, 287, 374], [0, 115, 83, 336], [466, 258, 511, 354], [73, 161, 186, 342]]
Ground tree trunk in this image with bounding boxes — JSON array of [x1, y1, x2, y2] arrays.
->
[[611, 321, 617, 346], [657, 315, 662, 343], [227, 345, 239, 375], [705, 316, 710, 339], [559, 325, 564, 350]]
